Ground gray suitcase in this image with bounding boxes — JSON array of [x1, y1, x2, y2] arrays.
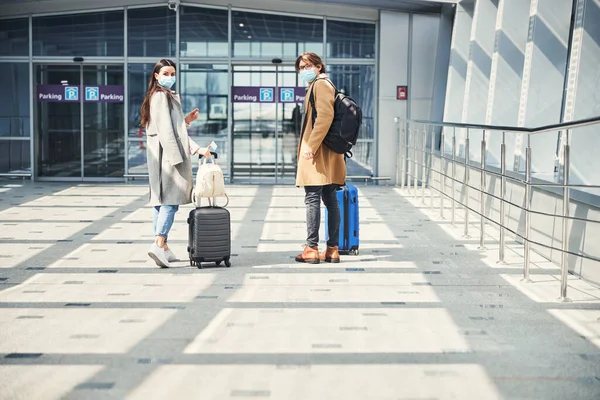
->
[[187, 206, 231, 268]]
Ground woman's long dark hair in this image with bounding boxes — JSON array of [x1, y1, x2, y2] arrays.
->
[[140, 59, 177, 127]]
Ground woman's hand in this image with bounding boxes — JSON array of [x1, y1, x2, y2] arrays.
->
[[185, 108, 199, 125], [194, 147, 211, 158]]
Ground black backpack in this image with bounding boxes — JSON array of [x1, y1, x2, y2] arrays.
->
[[309, 78, 362, 157]]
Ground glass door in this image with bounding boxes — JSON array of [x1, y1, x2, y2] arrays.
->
[[35, 65, 82, 178], [35, 64, 125, 180], [231, 65, 304, 183], [82, 65, 125, 178]]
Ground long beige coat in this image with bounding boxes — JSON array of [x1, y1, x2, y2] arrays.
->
[[146, 91, 200, 206], [296, 74, 347, 187]]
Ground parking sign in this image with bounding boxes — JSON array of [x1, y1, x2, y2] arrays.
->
[[260, 88, 274, 102], [65, 86, 79, 101], [280, 88, 295, 102], [86, 87, 99, 101]]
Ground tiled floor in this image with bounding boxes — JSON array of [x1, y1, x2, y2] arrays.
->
[[0, 181, 599, 400]]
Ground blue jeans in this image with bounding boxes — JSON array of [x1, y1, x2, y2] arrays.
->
[[153, 205, 179, 240]]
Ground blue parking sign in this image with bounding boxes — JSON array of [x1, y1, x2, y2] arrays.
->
[[280, 88, 294, 102], [65, 86, 79, 101], [86, 87, 99, 101], [260, 88, 273, 102]]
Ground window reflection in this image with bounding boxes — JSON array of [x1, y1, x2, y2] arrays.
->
[[0, 63, 30, 137], [180, 64, 229, 137], [328, 64, 375, 174], [328, 64, 375, 140], [128, 7, 176, 57], [232, 11, 323, 58], [0, 18, 29, 56], [33, 11, 124, 57], [327, 20, 376, 59], [180, 6, 228, 57], [127, 63, 154, 137]]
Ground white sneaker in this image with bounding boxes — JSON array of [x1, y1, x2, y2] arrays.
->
[[165, 248, 178, 262], [148, 243, 170, 268]]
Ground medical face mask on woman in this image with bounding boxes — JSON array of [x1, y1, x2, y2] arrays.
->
[[300, 69, 317, 83], [158, 75, 176, 89]]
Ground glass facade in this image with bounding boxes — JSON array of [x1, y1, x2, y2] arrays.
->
[[180, 7, 228, 57], [0, 17, 28, 56], [128, 7, 176, 57], [327, 20, 376, 59], [232, 11, 323, 58], [0, 6, 376, 181], [33, 11, 124, 57]]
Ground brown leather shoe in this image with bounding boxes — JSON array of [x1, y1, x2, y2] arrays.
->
[[320, 246, 340, 263], [295, 245, 320, 264]]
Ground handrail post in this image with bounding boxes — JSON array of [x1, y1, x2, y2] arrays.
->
[[440, 130, 445, 219], [430, 126, 435, 210], [395, 118, 401, 187], [400, 121, 409, 190], [413, 124, 418, 199], [478, 133, 487, 250], [463, 129, 470, 238], [522, 135, 533, 283], [421, 126, 427, 204], [498, 131, 507, 264], [451, 129, 456, 227], [559, 129, 571, 302]]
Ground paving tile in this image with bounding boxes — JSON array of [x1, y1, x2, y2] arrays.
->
[[501, 274, 600, 304], [0, 243, 53, 268], [0, 206, 117, 221], [0, 222, 91, 240], [0, 273, 216, 303], [127, 364, 502, 400], [0, 308, 176, 354], [184, 308, 469, 354], [226, 273, 439, 303], [0, 366, 103, 400]]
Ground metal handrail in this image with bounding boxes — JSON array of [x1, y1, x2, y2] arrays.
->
[[394, 115, 600, 303], [406, 115, 600, 134]]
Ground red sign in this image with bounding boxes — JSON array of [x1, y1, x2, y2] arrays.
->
[[397, 86, 408, 100]]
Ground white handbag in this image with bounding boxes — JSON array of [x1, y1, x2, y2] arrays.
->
[[192, 156, 229, 207]]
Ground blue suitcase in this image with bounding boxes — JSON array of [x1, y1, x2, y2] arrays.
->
[[325, 184, 360, 255]]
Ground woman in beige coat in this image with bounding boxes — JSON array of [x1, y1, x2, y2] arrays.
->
[[294, 52, 347, 264], [141, 59, 211, 268]]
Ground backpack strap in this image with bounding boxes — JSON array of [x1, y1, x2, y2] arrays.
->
[[308, 78, 337, 128]]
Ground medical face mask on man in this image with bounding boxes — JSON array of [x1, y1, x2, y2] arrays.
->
[[299, 69, 317, 83], [158, 75, 176, 89]]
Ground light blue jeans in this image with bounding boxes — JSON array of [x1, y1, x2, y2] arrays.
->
[[153, 205, 179, 240]]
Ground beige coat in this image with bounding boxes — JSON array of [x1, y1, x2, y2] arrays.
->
[[146, 91, 200, 206], [295, 74, 347, 187]]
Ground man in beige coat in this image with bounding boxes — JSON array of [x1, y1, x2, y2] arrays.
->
[[294, 52, 347, 264]]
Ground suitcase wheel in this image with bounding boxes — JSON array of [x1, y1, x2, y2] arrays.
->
[[351, 249, 359, 256], [216, 260, 222, 266], [196, 262, 202, 269], [225, 258, 231, 268]]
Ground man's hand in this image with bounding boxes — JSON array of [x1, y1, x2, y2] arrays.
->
[[185, 108, 199, 125], [303, 146, 316, 160]]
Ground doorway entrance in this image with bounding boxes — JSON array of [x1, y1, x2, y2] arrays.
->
[[34, 64, 125, 180], [231, 64, 304, 184]]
